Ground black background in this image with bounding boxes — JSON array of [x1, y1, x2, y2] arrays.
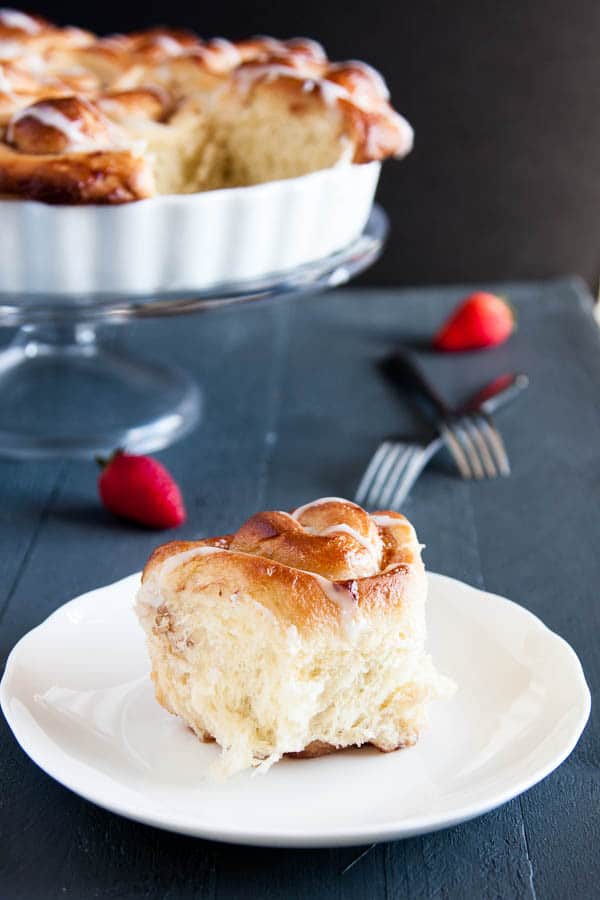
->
[[29, 2, 600, 288]]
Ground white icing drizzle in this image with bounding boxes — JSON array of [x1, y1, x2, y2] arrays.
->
[[5, 99, 137, 154], [285, 37, 327, 60], [308, 571, 362, 638], [6, 102, 96, 149], [289, 498, 380, 567], [232, 57, 401, 118], [157, 544, 223, 592], [328, 59, 390, 100], [317, 78, 349, 107], [369, 514, 420, 574], [235, 62, 306, 87], [233, 54, 396, 117], [316, 523, 375, 555], [371, 514, 408, 529], [318, 522, 371, 546], [201, 38, 241, 70], [0, 9, 41, 34], [234, 63, 351, 109], [290, 496, 353, 520], [153, 34, 187, 56]]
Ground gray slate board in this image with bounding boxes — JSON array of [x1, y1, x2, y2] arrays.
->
[[0, 277, 598, 899]]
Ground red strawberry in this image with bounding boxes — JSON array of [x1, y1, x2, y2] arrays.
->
[[97, 450, 186, 529], [433, 292, 515, 351]]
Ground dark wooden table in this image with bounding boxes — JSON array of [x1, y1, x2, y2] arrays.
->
[[1, 278, 598, 899]]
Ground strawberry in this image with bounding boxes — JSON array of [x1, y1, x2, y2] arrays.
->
[[433, 292, 515, 351], [97, 450, 186, 529]]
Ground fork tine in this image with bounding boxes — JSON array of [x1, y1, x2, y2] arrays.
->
[[440, 423, 474, 479], [355, 441, 392, 505], [365, 443, 405, 509], [377, 445, 414, 508], [389, 445, 430, 509], [461, 415, 498, 478], [356, 395, 511, 508], [448, 420, 485, 479], [476, 413, 511, 476]]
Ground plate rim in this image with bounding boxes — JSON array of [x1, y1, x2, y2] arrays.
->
[[0, 571, 591, 848]]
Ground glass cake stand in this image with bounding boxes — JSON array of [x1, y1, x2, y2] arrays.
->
[[0, 205, 388, 459]]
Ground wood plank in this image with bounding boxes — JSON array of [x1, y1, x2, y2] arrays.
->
[[0, 460, 64, 639], [461, 279, 600, 900]]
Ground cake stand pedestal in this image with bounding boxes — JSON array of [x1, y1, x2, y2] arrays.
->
[[0, 206, 387, 459]]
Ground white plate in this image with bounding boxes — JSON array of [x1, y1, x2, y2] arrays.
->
[[0, 162, 380, 297], [0, 572, 590, 848]]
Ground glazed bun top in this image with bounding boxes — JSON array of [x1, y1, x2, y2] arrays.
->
[[140, 498, 424, 638]]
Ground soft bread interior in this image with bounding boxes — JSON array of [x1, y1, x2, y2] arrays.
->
[[209, 84, 350, 188], [137, 572, 453, 779], [115, 82, 350, 195]]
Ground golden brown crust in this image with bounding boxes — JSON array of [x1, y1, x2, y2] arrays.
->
[[0, 142, 153, 203], [141, 500, 423, 635], [6, 96, 113, 154], [97, 88, 172, 123], [287, 735, 418, 758], [0, 9, 91, 50], [286, 741, 340, 759], [0, 15, 411, 203], [198, 736, 417, 758]]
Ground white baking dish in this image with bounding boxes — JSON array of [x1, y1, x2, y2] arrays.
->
[[0, 162, 380, 297]]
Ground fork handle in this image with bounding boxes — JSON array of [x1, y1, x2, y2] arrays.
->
[[476, 373, 529, 416], [379, 349, 452, 421]]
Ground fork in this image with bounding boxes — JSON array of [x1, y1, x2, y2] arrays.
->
[[355, 355, 528, 510], [384, 350, 517, 480]]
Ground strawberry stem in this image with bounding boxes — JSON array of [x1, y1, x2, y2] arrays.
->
[[95, 448, 124, 469]]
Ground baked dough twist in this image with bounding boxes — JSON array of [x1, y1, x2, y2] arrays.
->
[[136, 497, 454, 778], [0, 10, 413, 202]]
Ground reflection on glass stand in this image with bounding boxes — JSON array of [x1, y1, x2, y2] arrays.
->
[[0, 206, 388, 459]]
